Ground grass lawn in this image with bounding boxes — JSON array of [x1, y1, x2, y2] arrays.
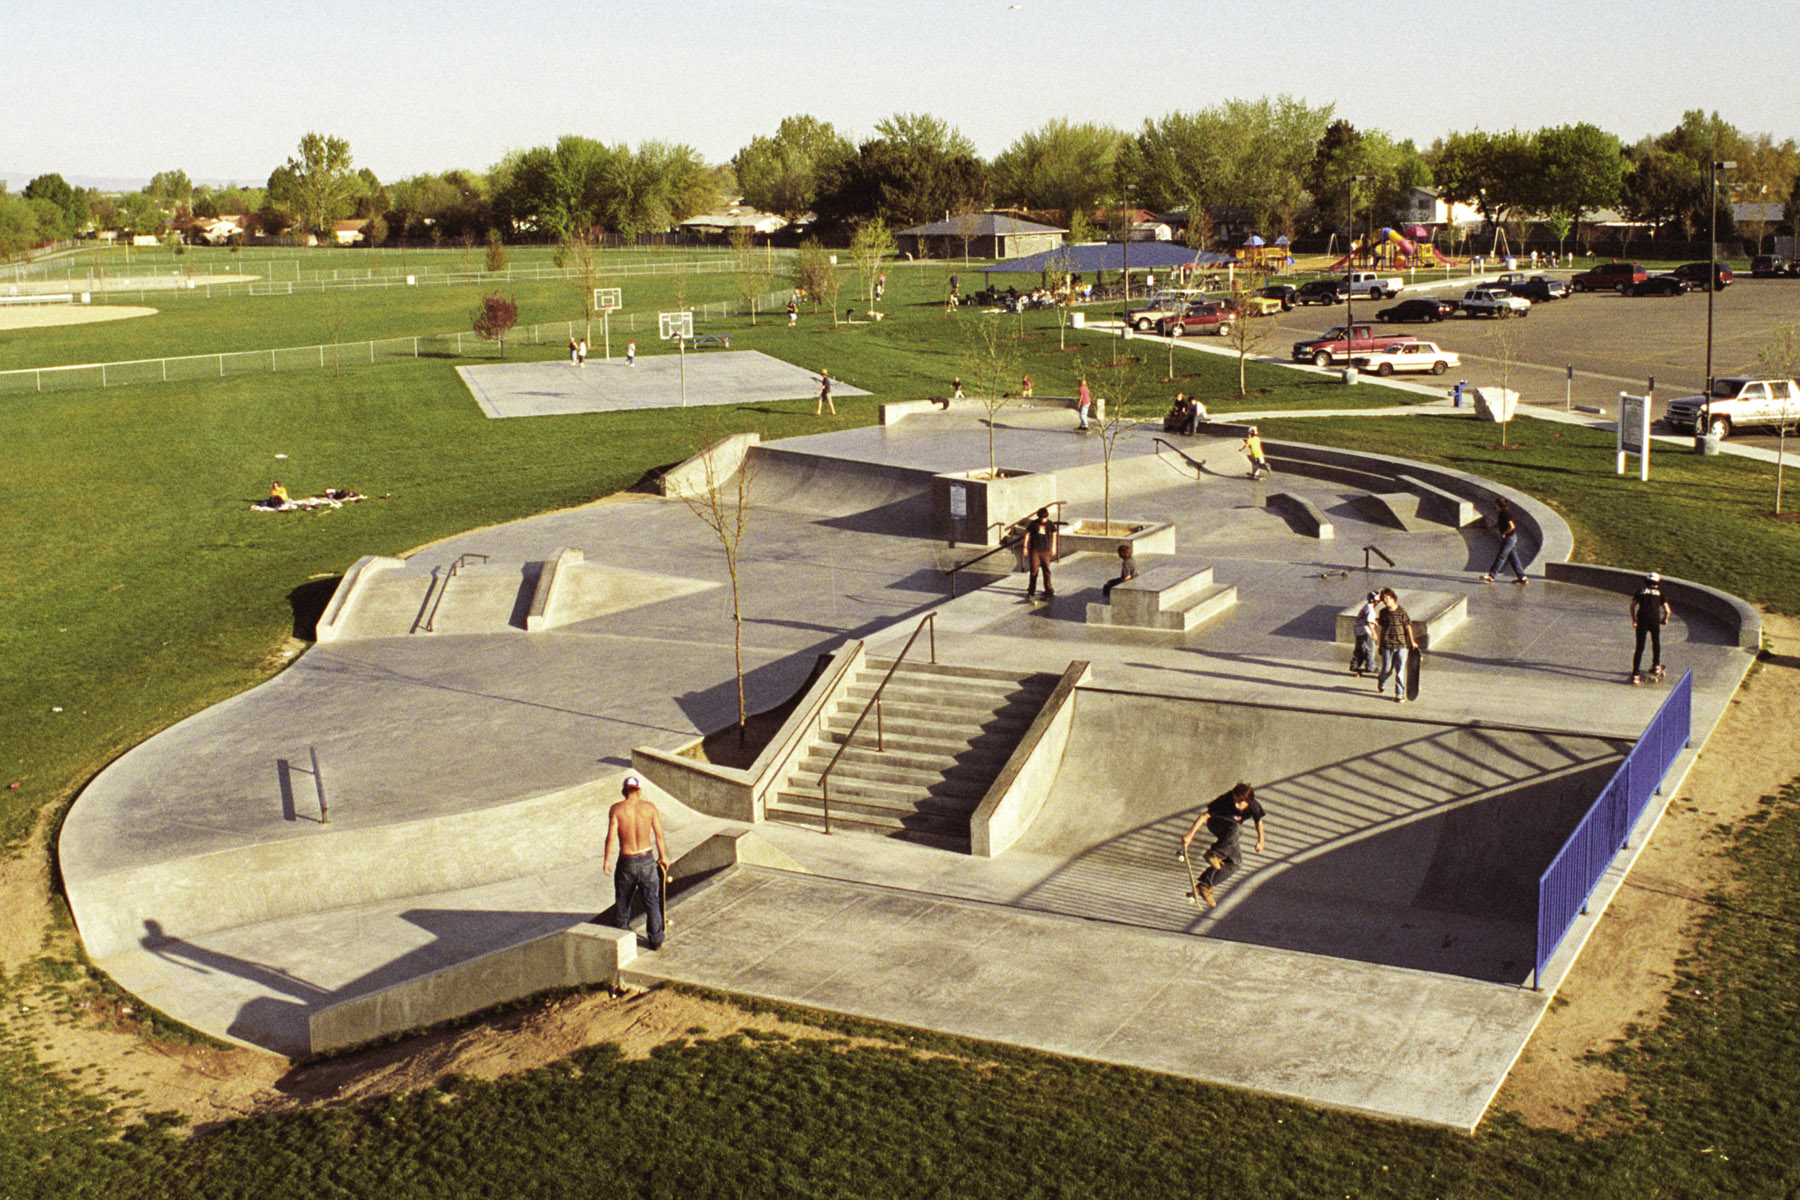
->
[[4, 254, 1796, 1196]]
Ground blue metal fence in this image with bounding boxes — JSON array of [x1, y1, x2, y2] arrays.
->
[[1535, 669, 1692, 985]]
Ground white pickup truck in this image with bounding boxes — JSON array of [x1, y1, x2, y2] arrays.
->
[[1663, 377, 1800, 438], [1457, 288, 1531, 318], [1343, 271, 1404, 300]]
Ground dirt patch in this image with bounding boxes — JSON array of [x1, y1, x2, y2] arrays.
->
[[0, 304, 157, 330], [1495, 611, 1800, 1130]]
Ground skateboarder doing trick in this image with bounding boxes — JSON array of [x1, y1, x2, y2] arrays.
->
[[1179, 782, 1266, 908], [604, 774, 669, 949]]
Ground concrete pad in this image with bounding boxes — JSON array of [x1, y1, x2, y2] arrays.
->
[[457, 350, 870, 419]]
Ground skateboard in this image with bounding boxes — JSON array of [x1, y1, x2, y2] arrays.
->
[[1405, 649, 1422, 701], [1176, 846, 1201, 905], [1631, 665, 1668, 685]]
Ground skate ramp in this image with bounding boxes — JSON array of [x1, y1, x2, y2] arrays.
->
[[1013, 688, 1625, 982], [748, 444, 939, 532]]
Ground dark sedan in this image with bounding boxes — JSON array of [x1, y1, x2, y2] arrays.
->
[[1507, 276, 1569, 302], [1671, 262, 1733, 291], [1631, 274, 1691, 297], [1375, 298, 1452, 323]]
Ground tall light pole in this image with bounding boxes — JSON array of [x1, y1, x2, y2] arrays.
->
[[1703, 159, 1736, 441], [1345, 175, 1369, 355]]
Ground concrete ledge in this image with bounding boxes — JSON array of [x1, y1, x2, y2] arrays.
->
[[1335, 591, 1468, 650], [315, 555, 404, 644], [970, 661, 1091, 857], [879, 394, 1098, 426], [1087, 560, 1236, 632], [633, 644, 867, 823], [658, 432, 760, 500], [1397, 474, 1479, 527], [1543, 563, 1762, 651], [666, 828, 807, 887], [1058, 519, 1177, 558], [1356, 492, 1429, 531], [307, 923, 636, 1055], [524, 546, 583, 631], [1265, 492, 1334, 538]]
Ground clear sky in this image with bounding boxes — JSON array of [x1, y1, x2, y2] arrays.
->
[[6, 0, 1797, 188]]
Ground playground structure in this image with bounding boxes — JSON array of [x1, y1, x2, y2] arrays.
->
[[1234, 235, 1295, 272], [1328, 226, 1460, 271]]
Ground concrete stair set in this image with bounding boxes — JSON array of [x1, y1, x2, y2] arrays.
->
[[1086, 561, 1238, 631], [768, 658, 1058, 851]]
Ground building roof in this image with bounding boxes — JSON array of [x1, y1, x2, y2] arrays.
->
[[898, 214, 1066, 238], [977, 242, 1233, 275]]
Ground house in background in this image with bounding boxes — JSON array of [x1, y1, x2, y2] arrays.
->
[[332, 220, 367, 246], [679, 201, 789, 242], [896, 213, 1065, 260]]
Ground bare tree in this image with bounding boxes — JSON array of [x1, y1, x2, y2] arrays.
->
[[1758, 323, 1800, 513], [963, 315, 1021, 478], [471, 291, 519, 356], [565, 230, 604, 342], [1486, 309, 1525, 449], [850, 218, 895, 312], [729, 225, 773, 325], [952, 207, 983, 264], [1222, 272, 1276, 395], [790, 238, 841, 327], [1092, 352, 1149, 535], [676, 432, 757, 746]]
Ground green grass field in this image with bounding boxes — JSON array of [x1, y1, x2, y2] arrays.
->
[[2, 248, 1797, 1197]]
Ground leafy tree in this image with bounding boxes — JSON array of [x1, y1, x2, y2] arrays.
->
[[145, 169, 193, 203], [1621, 149, 1705, 238], [990, 120, 1123, 222], [815, 112, 987, 227], [283, 132, 357, 236], [115, 191, 168, 237], [729, 225, 774, 324], [1120, 97, 1331, 234], [731, 114, 853, 219], [1534, 123, 1625, 248], [1309, 122, 1432, 233], [361, 214, 388, 247], [849, 219, 895, 311], [0, 191, 43, 257], [23, 173, 88, 233], [485, 229, 508, 271], [790, 238, 841, 327], [471, 291, 519, 356], [1432, 129, 1540, 247]]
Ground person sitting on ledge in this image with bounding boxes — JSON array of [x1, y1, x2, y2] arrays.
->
[[1102, 543, 1138, 597]]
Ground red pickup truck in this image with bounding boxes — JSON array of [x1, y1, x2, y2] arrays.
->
[[1291, 324, 1418, 368]]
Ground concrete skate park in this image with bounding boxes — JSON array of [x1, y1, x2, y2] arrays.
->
[[60, 390, 1760, 1131]]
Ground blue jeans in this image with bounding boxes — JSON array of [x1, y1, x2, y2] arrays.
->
[[1378, 645, 1408, 698], [611, 851, 664, 947], [1488, 534, 1526, 580]]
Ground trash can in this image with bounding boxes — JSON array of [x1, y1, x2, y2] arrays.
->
[[1694, 433, 1721, 456], [1070, 311, 1086, 329], [1341, 367, 1359, 385], [1504, 255, 1517, 270]]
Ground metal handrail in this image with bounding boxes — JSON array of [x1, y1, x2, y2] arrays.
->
[[943, 500, 1067, 596], [1362, 544, 1395, 569], [423, 553, 489, 632], [816, 613, 937, 834]]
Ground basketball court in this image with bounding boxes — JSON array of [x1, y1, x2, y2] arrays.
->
[[456, 349, 869, 420]]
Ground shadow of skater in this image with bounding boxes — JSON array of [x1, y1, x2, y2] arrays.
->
[[140, 919, 328, 1002]]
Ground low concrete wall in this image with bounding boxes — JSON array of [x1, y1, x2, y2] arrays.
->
[[315, 555, 403, 644], [879, 395, 1094, 426], [524, 546, 582, 631], [1059, 519, 1178, 558], [932, 469, 1058, 547], [1543, 563, 1762, 651], [1266, 492, 1334, 538], [970, 662, 1090, 857], [632, 643, 866, 822], [658, 432, 760, 500], [1396, 474, 1478, 527], [308, 923, 635, 1055]]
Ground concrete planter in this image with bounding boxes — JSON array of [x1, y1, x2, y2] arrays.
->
[[932, 468, 1057, 547], [1060, 519, 1178, 557]]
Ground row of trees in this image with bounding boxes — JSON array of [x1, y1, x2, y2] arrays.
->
[[9, 106, 1800, 260]]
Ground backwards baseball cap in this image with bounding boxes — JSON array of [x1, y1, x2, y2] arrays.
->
[[1367, 591, 1379, 602], [622, 774, 642, 793], [1646, 572, 1661, 584]]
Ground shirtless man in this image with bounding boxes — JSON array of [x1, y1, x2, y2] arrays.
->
[[604, 775, 669, 949]]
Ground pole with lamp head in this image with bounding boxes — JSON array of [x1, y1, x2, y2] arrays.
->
[[1703, 159, 1735, 444], [1345, 175, 1369, 377]]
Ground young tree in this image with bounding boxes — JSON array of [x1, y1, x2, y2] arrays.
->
[[963, 315, 1022, 479], [676, 432, 757, 746], [471, 291, 519, 356], [1091, 351, 1150, 535], [849, 218, 894, 311], [485, 229, 508, 272], [790, 238, 841, 327], [729, 225, 773, 324], [565, 230, 604, 342], [1758, 324, 1799, 514], [1222, 273, 1275, 396], [285, 132, 356, 236]]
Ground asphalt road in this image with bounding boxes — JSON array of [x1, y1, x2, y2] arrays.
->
[[1262, 274, 1800, 448]]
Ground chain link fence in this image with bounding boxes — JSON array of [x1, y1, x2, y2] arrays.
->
[[0, 288, 798, 396]]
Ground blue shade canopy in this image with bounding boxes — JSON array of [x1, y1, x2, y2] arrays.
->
[[976, 242, 1235, 275]]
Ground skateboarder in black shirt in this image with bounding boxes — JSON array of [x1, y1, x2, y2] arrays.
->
[[1630, 572, 1672, 684], [1179, 782, 1266, 908]]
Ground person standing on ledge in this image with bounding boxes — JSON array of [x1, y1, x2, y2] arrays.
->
[[604, 775, 669, 950], [1180, 782, 1266, 909], [1630, 572, 1672, 685]]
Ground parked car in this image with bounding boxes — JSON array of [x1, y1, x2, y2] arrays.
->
[[1342, 270, 1405, 299], [1374, 298, 1453, 323], [1157, 301, 1235, 337], [1671, 262, 1733, 291], [1351, 342, 1461, 377], [1750, 254, 1793, 278], [1630, 274, 1691, 297], [1125, 290, 1203, 332], [1663, 377, 1800, 438], [1457, 288, 1532, 317], [1569, 262, 1649, 293], [1258, 284, 1297, 311], [1290, 324, 1417, 367], [1506, 275, 1569, 302], [1294, 280, 1343, 305], [1235, 293, 1286, 316]]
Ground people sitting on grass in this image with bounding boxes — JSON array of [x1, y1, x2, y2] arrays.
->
[[260, 482, 290, 510]]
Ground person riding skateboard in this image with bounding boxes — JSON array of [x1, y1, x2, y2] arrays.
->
[[1179, 782, 1266, 908], [1630, 572, 1672, 684], [604, 774, 669, 950]]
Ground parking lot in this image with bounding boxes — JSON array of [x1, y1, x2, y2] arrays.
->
[[1264, 273, 1800, 448]]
